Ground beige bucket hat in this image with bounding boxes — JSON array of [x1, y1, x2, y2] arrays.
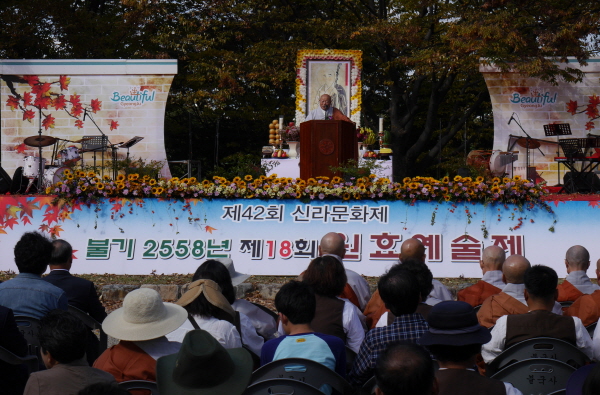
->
[[102, 288, 188, 341]]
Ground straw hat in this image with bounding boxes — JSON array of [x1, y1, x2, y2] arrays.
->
[[214, 258, 250, 286], [157, 329, 253, 395], [102, 288, 187, 341]]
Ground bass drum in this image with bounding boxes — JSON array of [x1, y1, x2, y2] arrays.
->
[[43, 166, 69, 187]]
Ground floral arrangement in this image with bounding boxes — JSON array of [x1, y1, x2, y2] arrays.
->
[[357, 127, 377, 145], [282, 122, 301, 142], [295, 49, 362, 125], [45, 171, 551, 213]]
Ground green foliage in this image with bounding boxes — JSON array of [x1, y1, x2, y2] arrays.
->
[[205, 152, 275, 180], [330, 159, 385, 180]]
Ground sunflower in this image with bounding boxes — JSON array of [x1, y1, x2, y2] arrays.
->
[[476, 176, 484, 183], [116, 182, 125, 189], [96, 182, 105, 190], [116, 174, 126, 182], [443, 194, 451, 201], [149, 179, 157, 186], [492, 177, 501, 183], [151, 187, 158, 194], [513, 175, 522, 181], [332, 176, 342, 184], [155, 187, 164, 194], [244, 175, 253, 181], [491, 186, 501, 193], [103, 175, 111, 180], [80, 186, 87, 192], [442, 176, 450, 183], [453, 175, 462, 182], [502, 177, 511, 184], [342, 192, 351, 200], [403, 177, 412, 184], [87, 171, 96, 177], [232, 176, 241, 183], [128, 174, 139, 181], [77, 171, 86, 178], [307, 178, 317, 186], [66, 174, 74, 180], [171, 177, 180, 183], [45, 186, 52, 194], [63, 169, 72, 175]]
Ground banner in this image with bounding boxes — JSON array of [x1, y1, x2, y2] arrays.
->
[[0, 196, 590, 278]]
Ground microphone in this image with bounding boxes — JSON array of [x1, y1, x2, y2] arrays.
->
[[507, 113, 516, 125]]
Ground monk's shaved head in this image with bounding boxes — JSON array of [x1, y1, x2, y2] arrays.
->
[[481, 246, 506, 271], [565, 245, 590, 272], [399, 238, 426, 263], [502, 254, 531, 284], [319, 232, 346, 258]]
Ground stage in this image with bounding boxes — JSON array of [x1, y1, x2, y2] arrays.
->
[[0, 189, 596, 278]]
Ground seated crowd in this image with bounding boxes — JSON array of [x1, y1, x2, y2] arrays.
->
[[3, 231, 600, 394]]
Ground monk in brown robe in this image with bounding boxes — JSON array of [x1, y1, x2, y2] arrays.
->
[[457, 245, 505, 307], [477, 255, 531, 328], [557, 245, 599, 303], [565, 289, 600, 326]]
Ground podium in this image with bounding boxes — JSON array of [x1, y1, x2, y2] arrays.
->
[[299, 120, 357, 179]]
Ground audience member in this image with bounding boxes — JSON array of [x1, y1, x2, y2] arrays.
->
[[566, 289, 600, 326], [364, 238, 451, 327], [167, 278, 242, 349], [457, 246, 506, 307], [216, 258, 277, 340], [582, 362, 600, 395], [482, 265, 596, 364], [0, 231, 68, 319], [94, 288, 187, 384], [558, 245, 599, 302], [299, 256, 366, 354], [376, 259, 435, 327], [348, 267, 428, 387], [157, 329, 253, 395], [374, 342, 438, 395], [43, 239, 107, 322], [419, 301, 522, 395], [23, 310, 115, 395], [78, 382, 129, 395], [261, 281, 346, 376], [478, 255, 563, 328], [0, 305, 29, 395], [180, 260, 264, 355], [319, 232, 371, 310]]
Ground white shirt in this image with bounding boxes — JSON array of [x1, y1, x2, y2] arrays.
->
[[437, 368, 523, 395], [233, 298, 277, 339], [565, 271, 600, 294], [239, 311, 265, 355], [277, 297, 366, 354], [426, 279, 453, 306], [167, 315, 242, 349], [482, 270, 506, 289], [502, 283, 564, 315], [481, 314, 596, 364], [376, 312, 389, 328], [305, 107, 333, 121], [133, 336, 182, 360], [345, 269, 371, 311]]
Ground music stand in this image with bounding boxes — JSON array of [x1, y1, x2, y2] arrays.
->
[[82, 135, 108, 171], [544, 124, 572, 186]]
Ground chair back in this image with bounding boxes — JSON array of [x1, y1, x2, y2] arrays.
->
[[345, 346, 356, 374], [14, 316, 41, 356], [244, 378, 325, 395], [559, 301, 574, 309], [0, 344, 39, 374], [68, 305, 108, 353], [490, 358, 575, 395], [118, 380, 159, 394], [360, 375, 377, 395], [251, 357, 353, 395], [486, 337, 590, 376]]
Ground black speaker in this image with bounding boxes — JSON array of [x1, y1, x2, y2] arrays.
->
[[0, 166, 11, 194], [563, 171, 600, 194]]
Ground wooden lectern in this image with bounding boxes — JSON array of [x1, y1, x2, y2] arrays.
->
[[299, 120, 357, 179]]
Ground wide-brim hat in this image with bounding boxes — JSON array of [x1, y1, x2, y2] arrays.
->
[[176, 279, 235, 319], [214, 258, 250, 286], [102, 288, 188, 341], [418, 301, 491, 346], [157, 329, 253, 395]]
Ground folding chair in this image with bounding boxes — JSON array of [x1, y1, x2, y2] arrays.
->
[[491, 358, 575, 395], [250, 358, 353, 395], [586, 322, 597, 339], [360, 376, 377, 395], [68, 305, 108, 353], [0, 344, 38, 374], [486, 337, 590, 376], [14, 316, 41, 357], [118, 380, 159, 394], [244, 378, 325, 395]]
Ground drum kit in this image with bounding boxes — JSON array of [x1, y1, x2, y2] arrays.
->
[[14, 135, 92, 194]]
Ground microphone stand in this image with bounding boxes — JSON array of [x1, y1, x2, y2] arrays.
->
[[84, 110, 112, 178]]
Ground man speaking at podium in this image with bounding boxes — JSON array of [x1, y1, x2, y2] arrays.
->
[[305, 94, 354, 123]]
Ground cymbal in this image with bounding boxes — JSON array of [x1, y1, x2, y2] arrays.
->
[[516, 137, 541, 149], [24, 135, 56, 147]]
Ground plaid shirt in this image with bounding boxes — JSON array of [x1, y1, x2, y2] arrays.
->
[[347, 313, 429, 387]]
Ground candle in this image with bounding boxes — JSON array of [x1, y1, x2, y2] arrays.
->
[[379, 117, 384, 133], [279, 115, 284, 130]]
